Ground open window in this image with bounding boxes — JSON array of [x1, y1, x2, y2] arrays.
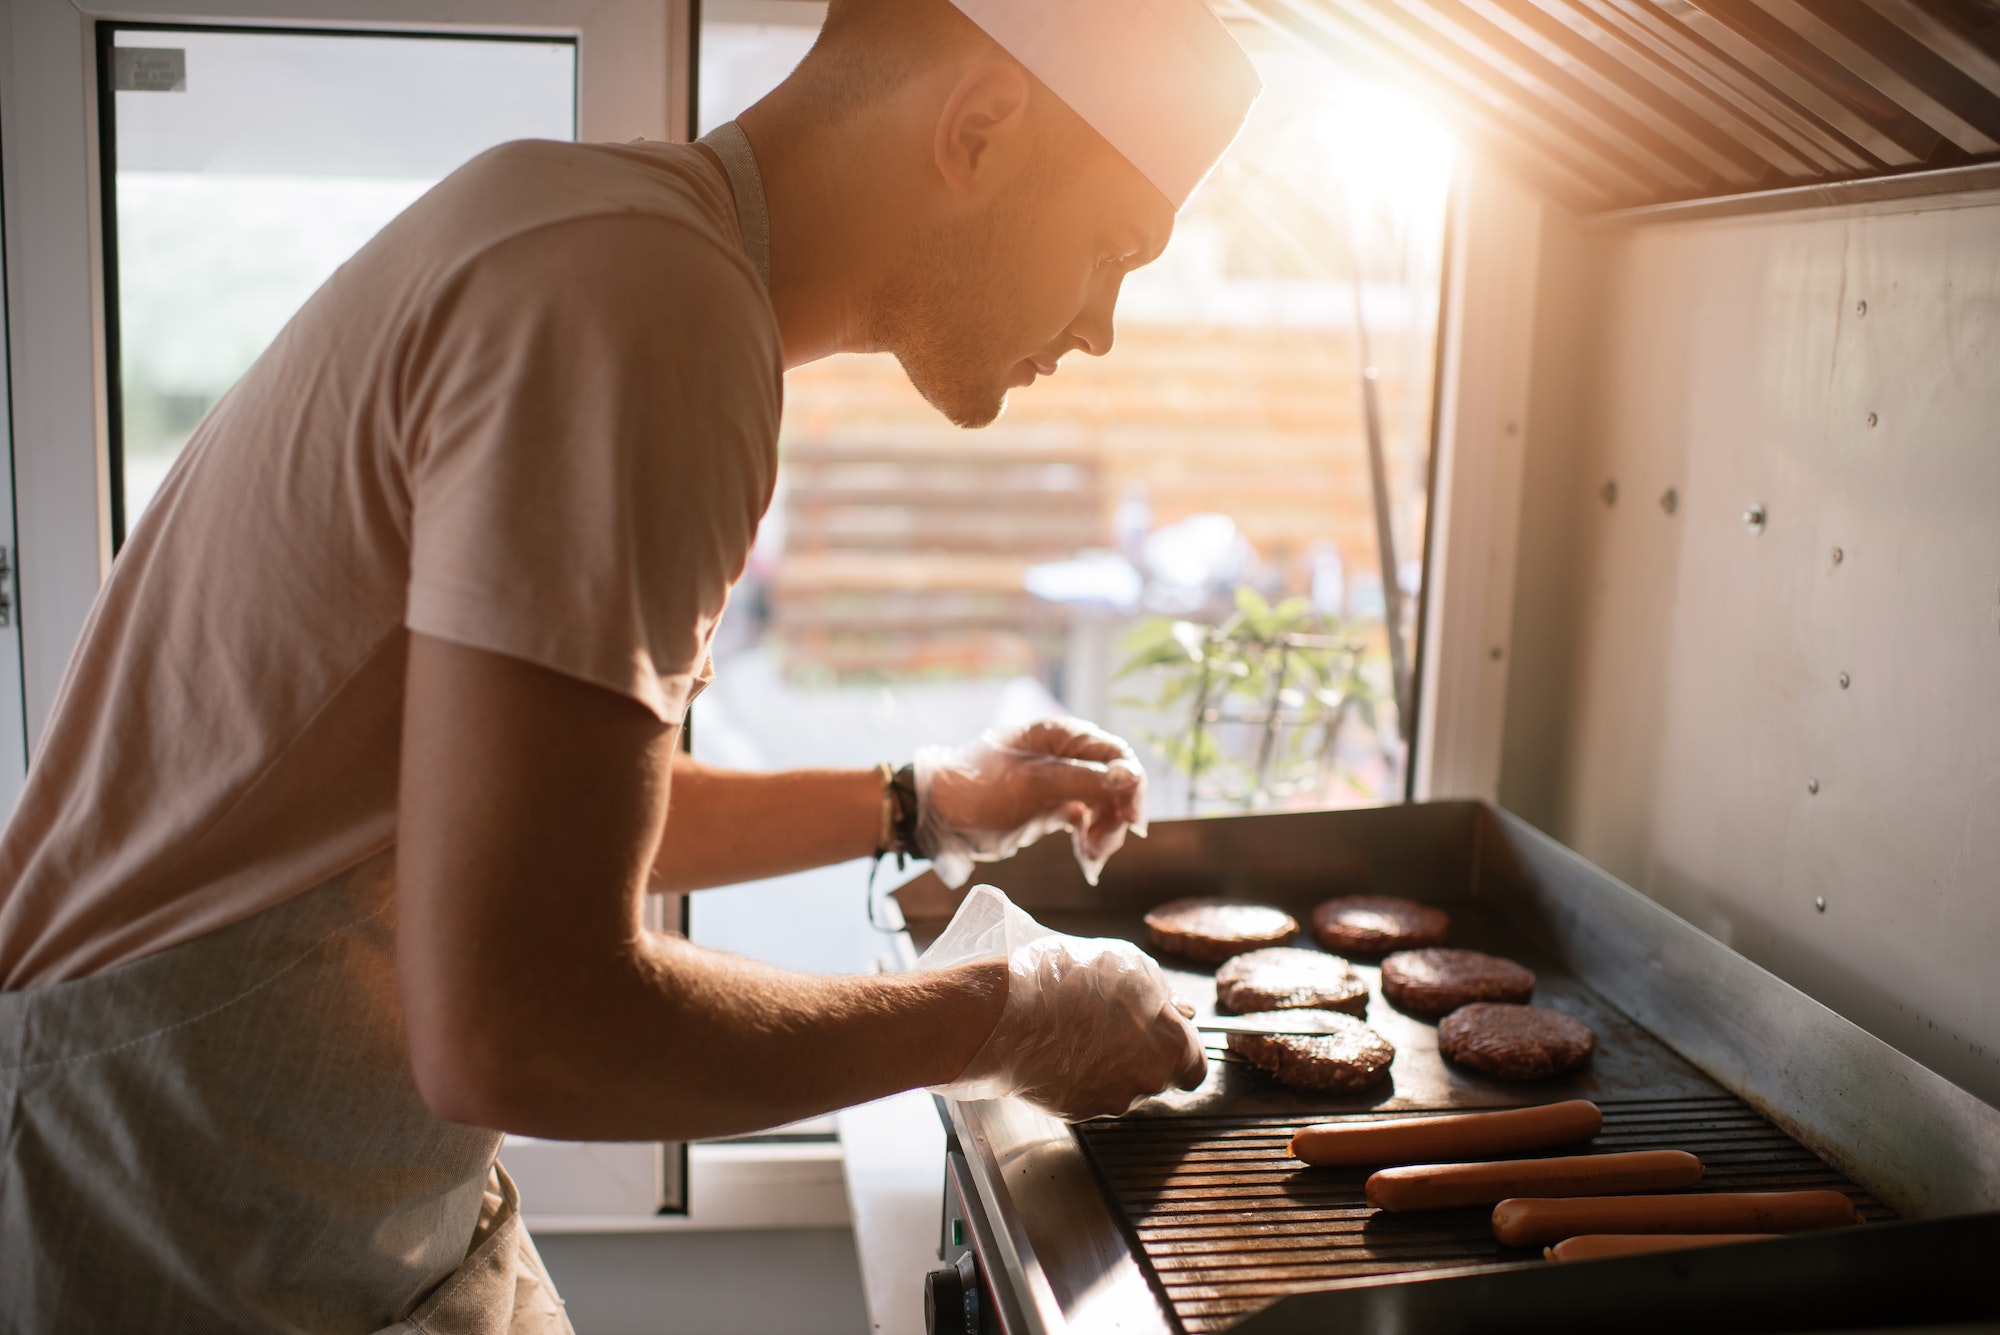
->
[[3, 0, 694, 759], [686, 4, 1456, 977], [3, 0, 703, 1221], [97, 24, 577, 541]]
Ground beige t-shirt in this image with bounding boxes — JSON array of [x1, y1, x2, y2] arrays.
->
[[0, 140, 781, 989]]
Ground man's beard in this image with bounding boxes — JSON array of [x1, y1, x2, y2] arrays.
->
[[861, 199, 1025, 429]]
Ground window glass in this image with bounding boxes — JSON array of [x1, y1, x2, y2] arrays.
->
[[688, 11, 1453, 973], [103, 26, 576, 536], [697, 4, 823, 136]]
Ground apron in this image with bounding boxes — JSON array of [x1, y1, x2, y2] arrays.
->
[[0, 850, 574, 1334]]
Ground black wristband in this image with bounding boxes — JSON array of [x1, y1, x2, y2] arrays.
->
[[890, 764, 925, 859]]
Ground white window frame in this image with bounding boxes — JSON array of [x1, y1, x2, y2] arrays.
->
[[0, 104, 26, 816], [510, 1134, 852, 1234], [0, 0, 851, 1230], [0, 0, 695, 761], [1410, 156, 1543, 804]]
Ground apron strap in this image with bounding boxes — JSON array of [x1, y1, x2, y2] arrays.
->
[[697, 121, 771, 290]]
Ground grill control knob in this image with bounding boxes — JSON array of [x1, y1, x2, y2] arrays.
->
[[924, 1250, 982, 1335]]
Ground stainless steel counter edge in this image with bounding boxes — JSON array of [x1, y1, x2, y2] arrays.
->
[[1486, 810, 2000, 1219], [941, 1094, 1176, 1335], [888, 927, 1172, 1335]]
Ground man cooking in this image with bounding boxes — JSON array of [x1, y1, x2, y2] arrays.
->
[[0, 0, 1260, 1328]]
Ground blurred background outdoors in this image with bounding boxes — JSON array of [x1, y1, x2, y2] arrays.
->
[[105, 6, 1453, 973], [695, 10, 1453, 831]]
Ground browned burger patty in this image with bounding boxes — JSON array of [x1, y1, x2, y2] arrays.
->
[[1311, 895, 1450, 957], [1438, 1003, 1595, 1080], [1144, 898, 1299, 964], [1215, 948, 1368, 1015], [1227, 1012, 1395, 1093], [1380, 948, 1535, 1016]]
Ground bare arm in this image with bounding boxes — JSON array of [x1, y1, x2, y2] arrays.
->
[[396, 632, 1005, 1142], [656, 718, 1151, 893], [651, 755, 881, 892]]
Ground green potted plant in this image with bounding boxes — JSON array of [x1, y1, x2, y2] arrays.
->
[[1115, 587, 1378, 812]]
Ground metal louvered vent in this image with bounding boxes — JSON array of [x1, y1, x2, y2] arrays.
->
[[1240, 0, 2000, 213]]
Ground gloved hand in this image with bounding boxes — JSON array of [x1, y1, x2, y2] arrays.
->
[[914, 718, 1147, 889], [919, 885, 1206, 1120]]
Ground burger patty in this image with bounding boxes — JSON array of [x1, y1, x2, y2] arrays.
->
[[1310, 894, 1450, 956], [1438, 1003, 1596, 1080], [1143, 897, 1299, 964], [1215, 947, 1368, 1015], [1226, 1012, 1395, 1093], [1380, 948, 1536, 1016]]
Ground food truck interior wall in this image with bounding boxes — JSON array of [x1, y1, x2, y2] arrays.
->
[[1493, 180, 2000, 1111]]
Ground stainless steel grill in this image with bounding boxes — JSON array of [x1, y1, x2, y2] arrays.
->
[[894, 802, 2000, 1334], [1080, 1097, 1892, 1333]]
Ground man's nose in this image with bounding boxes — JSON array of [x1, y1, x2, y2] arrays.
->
[[1069, 272, 1124, 358]]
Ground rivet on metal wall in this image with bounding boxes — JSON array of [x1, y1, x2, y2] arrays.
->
[[1743, 503, 1766, 534], [1831, 547, 1844, 565], [1866, 412, 1878, 428], [1807, 778, 1820, 794], [1815, 897, 1827, 913], [1838, 672, 1850, 689], [1659, 488, 1679, 515], [1599, 479, 1618, 506], [1855, 300, 1868, 316]]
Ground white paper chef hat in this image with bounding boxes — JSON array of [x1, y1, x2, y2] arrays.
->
[[945, 0, 1262, 209]]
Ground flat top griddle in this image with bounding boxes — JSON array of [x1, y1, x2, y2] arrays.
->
[[897, 804, 2000, 1335], [1030, 905, 1891, 1333], [1042, 902, 1717, 1115], [1082, 1100, 1888, 1334]]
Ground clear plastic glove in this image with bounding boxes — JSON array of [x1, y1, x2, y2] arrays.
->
[[918, 885, 1206, 1120], [914, 718, 1147, 889]]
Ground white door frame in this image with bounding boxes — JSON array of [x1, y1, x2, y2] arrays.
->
[[0, 0, 694, 753], [0, 52, 26, 811], [1410, 158, 1545, 804]]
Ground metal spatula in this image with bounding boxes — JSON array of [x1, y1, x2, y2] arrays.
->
[[1195, 1013, 1354, 1037]]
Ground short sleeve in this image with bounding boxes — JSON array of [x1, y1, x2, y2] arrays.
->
[[399, 214, 780, 722]]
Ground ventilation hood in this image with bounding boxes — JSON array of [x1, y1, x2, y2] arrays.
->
[[1241, 0, 2000, 214]]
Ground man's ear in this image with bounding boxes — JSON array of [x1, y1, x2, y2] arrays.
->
[[933, 60, 1032, 198]]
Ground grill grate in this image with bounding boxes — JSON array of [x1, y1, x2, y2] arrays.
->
[[1078, 1095, 1895, 1334]]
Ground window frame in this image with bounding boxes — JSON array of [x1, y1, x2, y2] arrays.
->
[[93, 19, 588, 551], [1409, 156, 1543, 805], [0, 0, 713, 1218], [1, 0, 697, 756], [0, 74, 25, 814]]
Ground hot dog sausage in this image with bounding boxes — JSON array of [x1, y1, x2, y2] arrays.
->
[[1289, 1100, 1602, 1167], [1545, 1233, 1778, 1263], [1492, 1190, 1858, 1248], [1367, 1150, 1702, 1211]]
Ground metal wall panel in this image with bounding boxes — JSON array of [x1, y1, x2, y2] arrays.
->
[[1512, 186, 2000, 1108]]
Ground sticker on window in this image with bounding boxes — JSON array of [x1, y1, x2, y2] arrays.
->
[[112, 48, 186, 92]]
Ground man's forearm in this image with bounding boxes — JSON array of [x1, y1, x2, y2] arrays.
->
[[652, 756, 883, 891], [400, 636, 1002, 1143], [471, 935, 1006, 1142]]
